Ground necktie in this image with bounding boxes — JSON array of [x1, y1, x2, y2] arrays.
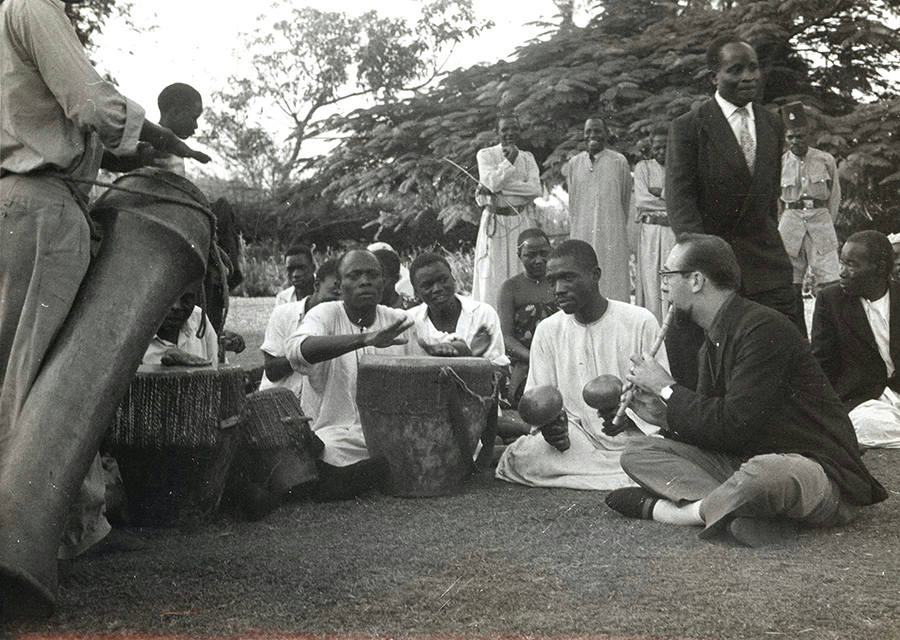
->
[[736, 107, 755, 171]]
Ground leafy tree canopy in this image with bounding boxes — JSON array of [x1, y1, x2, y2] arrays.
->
[[316, 0, 900, 235]]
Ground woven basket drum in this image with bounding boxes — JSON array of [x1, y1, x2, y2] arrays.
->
[[108, 364, 245, 527], [357, 355, 496, 497], [231, 387, 319, 495]]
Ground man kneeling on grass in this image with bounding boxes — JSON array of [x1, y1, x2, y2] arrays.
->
[[605, 233, 887, 547]]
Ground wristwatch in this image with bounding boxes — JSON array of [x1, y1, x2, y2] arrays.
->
[[660, 384, 675, 402]]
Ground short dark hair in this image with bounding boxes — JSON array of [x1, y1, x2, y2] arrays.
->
[[408, 252, 452, 286], [157, 83, 202, 114], [549, 239, 598, 272], [337, 249, 382, 277], [315, 258, 339, 283], [497, 114, 520, 128], [845, 231, 894, 279], [677, 233, 742, 291], [584, 116, 607, 128], [372, 249, 401, 280], [706, 34, 749, 71], [517, 228, 550, 251], [284, 244, 314, 264]]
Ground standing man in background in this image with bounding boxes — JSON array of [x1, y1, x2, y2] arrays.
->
[[472, 115, 542, 310], [778, 101, 841, 335], [563, 117, 632, 303], [634, 126, 675, 323], [665, 34, 800, 389]]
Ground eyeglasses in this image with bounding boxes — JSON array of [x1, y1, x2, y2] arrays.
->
[[658, 269, 693, 283]]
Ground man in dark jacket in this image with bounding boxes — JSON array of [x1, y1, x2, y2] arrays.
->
[[605, 234, 886, 546], [812, 230, 900, 448], [665, 34, 801, 390]]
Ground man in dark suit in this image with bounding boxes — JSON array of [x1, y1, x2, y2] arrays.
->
[[664, 34, 801, 389], [604, 234, 885, 546], [812, 230, 900, 447]]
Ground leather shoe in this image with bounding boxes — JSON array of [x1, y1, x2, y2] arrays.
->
[[727, 517, 800, 547], [605, 487, 658, 520], [85, 528, 147, 556]]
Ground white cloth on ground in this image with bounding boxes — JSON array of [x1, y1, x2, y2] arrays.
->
[[496, 301, 668, 490], [259, 298, 310, 398], [285, 301, 423, 466], [849, 387, 900, 448], [563, 149, 633, 303], [471, 144, 542, 309], [407, 294, 510, 367]]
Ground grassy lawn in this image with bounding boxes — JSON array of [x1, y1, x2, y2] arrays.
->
[[5, 296, 898, 640]]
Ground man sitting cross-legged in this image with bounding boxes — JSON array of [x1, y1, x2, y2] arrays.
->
[[495, 240, 667, 490], [284, 249, 423, 500], [606, 233, 886, 547], [407, 252, 508, 366], [812, 231, 900, 448], [259, 259, 341, 408]]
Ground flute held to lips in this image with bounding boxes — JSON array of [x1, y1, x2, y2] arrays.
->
[[611, 305, 675, 427]]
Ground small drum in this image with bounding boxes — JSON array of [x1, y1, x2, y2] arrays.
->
[[230, 387, 320, 496], [357, 355, 498, 497], [107, 364, 245, 527]]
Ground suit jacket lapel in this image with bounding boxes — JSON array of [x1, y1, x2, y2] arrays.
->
[[841, 292, 879, 354], [700, 100, 752, 186]]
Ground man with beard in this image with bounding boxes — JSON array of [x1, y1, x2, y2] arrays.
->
[[472, 115, 543, 309], [284, 250, 421, 498], [275, 245, 316, 306], [606, 234, 885, 546], [563, 117, 633, 303], [665, 35, 800, 390], [778, 101, 841, 333], [634, 126, 675, 323], [495, 240, 666, 490], [812, 231, 900, 448]]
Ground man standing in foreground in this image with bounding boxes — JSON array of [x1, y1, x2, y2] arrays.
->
[[665, 34, 800, 388], [495, 240, 666, 491], [605, 234, 886, 546], [563, 117, 632, 303], [812, 231, 900, 448]]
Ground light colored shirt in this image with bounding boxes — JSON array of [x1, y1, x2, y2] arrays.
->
[[259, 298, 310, 397], [284, 301, 423, 466], [780, 147, 840, 216], [495, 301, 668, 490], [408, 294, 510, 367], [633, 158, 667, 215], [475, 144, 541, 207], [715, 91, 756, 151], [275, 286, 300, 306], [0, 0, 145, 190], [143, 307, 218, 365], [861, 290, 893, 378]]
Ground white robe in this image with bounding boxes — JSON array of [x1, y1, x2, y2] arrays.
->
[[633, 159, 675, 323], [563, 150, 633, 303], [495, 301, 667, 490], [285, 301, 422, 466], [471, 144, 542, 309]]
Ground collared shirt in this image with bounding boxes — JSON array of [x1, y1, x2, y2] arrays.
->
[[407, 294, 510, 366], [633, 158, 666, 215], [143, 307, 219, 365], [275, 286, 301, 306], [0, 0, 144, 190], [861, 290, 893, 378], [715, 92, 756, 150], [780, 147, 840, 217]]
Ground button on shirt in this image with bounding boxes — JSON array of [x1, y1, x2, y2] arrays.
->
[[1, 0, 145, 191]]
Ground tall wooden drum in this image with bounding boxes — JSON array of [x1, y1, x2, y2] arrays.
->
[[357, 355, 497, 497], [107, 364, 245, 527]]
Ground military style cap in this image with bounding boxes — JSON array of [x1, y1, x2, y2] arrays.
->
[[781, 102, 809, 131]]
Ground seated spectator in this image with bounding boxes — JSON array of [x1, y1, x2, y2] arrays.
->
[[497, 229, 558, 406], [372, 248, 411, 309], [284, 250, 423, 500], [259, 259, 340, 409], [143, 289, 218, 366], [368, 241, 414, 300], [407, 252, 508, 366], [812, 231, 900, 448], [275, 245, 316, 306], [495, 240, 666, 490]]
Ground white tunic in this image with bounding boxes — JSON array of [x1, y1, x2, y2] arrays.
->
[[285, 301, 422, 466], [259, 298, 309, 398], [407, 294, 510, 367], [496, 301, 667, 490], [143, 307, 218, 365]]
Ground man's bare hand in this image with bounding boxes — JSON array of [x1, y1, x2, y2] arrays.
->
[[140, 120, 211, 163], [470, 325, 492, 357], [219, 330, 245, 354], [160, 347, 210, 367], [540, 411, 570, 452], [626, 351, 675, 396], [502, 144, 519, 165], [418, 338, 460, 357], [364, 317, 414, 349]]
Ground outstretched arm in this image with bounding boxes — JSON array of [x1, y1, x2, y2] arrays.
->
[[298, 316, 414, 365]]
